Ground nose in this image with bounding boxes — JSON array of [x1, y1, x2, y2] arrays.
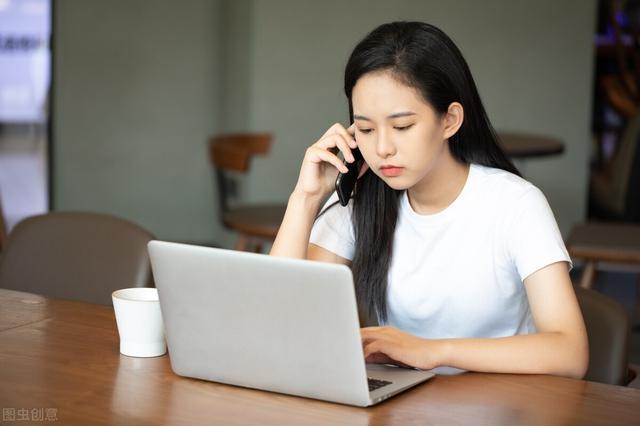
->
[[375, 131, 397, 158]]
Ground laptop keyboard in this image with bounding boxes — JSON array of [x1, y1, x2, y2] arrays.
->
[[368, 377, 393, 392]]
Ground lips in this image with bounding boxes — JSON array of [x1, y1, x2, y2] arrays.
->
[[380, 166, 404, 177]]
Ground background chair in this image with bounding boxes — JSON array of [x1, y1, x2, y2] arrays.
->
[[575, 286, 634, 385], [589, 111, 640, 222], [0, 194, 6, 252], [0, 212, 154, 305], [208, 133, 286, 252], [567, 222, 640, 290]]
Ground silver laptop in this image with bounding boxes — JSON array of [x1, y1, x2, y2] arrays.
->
[[148, 240, 434, 407]]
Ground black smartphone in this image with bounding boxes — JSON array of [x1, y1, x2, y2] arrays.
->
[[335, 147, 364, 206]]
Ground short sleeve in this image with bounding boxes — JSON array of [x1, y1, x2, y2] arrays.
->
[[505, 187, 572, 281], [309, 192, 356, 260]]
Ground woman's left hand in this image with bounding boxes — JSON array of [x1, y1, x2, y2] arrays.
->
[[360, 326, 443, 370]]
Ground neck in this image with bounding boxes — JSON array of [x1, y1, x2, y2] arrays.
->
[[407, 148, 470, 215]]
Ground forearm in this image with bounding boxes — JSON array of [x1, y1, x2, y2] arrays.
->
[[435, 332, 588, 379], [270, 190, 323, 259]]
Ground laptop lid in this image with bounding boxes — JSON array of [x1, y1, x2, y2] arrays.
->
[[148, 240, 371, 406]]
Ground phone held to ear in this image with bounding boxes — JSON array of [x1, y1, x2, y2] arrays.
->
[[335, 147, 364, 206]]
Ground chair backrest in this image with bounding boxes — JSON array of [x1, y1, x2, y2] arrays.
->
[[592, 112, 640, 220], [574, 286, 630, 385], [624, 121, 640, 221], [0, 194, 6, 252], [610, 112, 640, 217], [208, 133, 273, 214], [0, 212, 155, 305]]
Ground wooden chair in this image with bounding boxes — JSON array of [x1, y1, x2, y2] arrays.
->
[[567, 222, 640, 290], [208, 133, 286, 252], [567, 221, 640, 347]]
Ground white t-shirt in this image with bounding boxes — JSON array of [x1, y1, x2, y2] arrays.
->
[[309, 164, 571, 374]]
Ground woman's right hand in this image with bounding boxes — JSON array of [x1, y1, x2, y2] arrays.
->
[[293, 123, 359, 199]]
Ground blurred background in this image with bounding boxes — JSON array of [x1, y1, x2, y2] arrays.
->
[[1, 0, 639, 369]]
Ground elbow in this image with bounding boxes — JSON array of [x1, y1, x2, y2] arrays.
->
[[572, 349, 589, 380], [564, 357, 588, 380], [558, 335, 590, 380], [552, 354, 588, 380]]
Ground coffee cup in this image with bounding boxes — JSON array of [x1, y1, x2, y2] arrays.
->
[[112, 287, 166, 357]]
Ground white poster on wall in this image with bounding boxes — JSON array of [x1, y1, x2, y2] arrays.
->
[[0, 0, 50, 123]]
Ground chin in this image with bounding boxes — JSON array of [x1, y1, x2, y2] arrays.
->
[[376, 174, 414, 191], [385, 182, 412, 191]]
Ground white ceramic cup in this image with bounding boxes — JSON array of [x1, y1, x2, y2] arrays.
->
[[112, 287, 166, 357]]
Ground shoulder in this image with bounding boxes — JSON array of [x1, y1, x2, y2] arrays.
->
[[312, 191, 355, 237], [470, 165, 563, 253], [470, 164, 544, 208], [316, 192, 353, 222], [309, 191, 356, 260]]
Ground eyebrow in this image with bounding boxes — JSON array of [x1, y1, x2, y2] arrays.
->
[[353, 112, 416, 121]]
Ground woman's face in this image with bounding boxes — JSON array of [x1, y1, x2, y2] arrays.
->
[[352, 71, 454, 190]]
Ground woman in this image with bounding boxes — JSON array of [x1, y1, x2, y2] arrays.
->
[[270, 21, 588, 378]]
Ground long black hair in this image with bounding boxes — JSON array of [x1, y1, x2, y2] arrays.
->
[[328, 21, 519, 324]]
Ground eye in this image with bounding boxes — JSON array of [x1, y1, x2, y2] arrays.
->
[[358, 128, 374, 134], [394, 124, 414, 131]]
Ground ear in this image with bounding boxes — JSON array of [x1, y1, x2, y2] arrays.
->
[[443, 102, 464, 140]]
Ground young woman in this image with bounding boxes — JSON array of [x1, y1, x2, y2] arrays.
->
[[270, 21, 588, 378]]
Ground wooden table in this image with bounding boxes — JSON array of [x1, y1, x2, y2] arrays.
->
[[1, 288, 640, 425], [567, 222, 640, 289], [498, 132, 565, 158]]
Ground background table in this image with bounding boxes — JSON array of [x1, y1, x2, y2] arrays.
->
[[1, 288, 639, 425], [567, 222, 640, 289], [498, 132, 565, 159]]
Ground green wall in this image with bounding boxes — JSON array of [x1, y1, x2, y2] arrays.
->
[[53, 0, 228, 244], [53, 0, 597, 245]]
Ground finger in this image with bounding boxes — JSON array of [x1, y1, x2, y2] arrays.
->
[[363, 341, 380, 359], [364, 345, 400, 366], [361, 326, 384, 333], [309, 147, 349, 173], [315, 134, 340, 150], [316, 134, 354, 163], [360, 328, 385, 344], [360, 326, 384, 337], [361, 327, 396, 347], [365, 352, 395, 365], [320, 122, 347, 139], [364, 346, 411, 368], [321, 123, 357, 149], [334, 135, 356, 163], [360, 329, 374, 341], [363, 340, 391, 359], [361, 336, 378, 346], [333, 123, 357, 149]]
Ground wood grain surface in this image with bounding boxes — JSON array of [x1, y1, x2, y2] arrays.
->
[[1, 288, 639, 425]]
